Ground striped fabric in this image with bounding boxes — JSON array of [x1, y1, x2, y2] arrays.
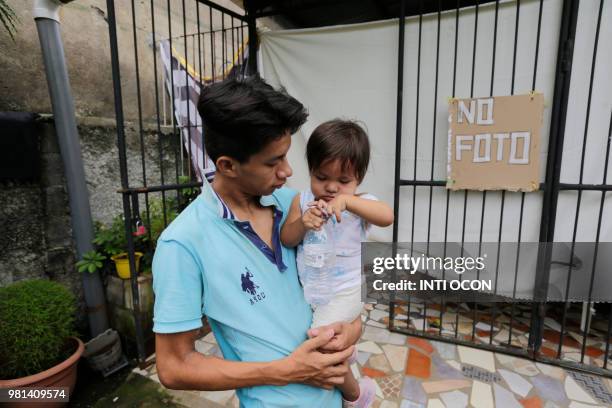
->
[[159, 40, 216, 181]]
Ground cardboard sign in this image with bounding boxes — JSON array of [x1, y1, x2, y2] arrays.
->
[[447, 93, 544, 192]]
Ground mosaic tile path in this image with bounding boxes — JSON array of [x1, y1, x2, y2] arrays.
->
[[388, 300, 612, 370], [133, 304, 612, 407]]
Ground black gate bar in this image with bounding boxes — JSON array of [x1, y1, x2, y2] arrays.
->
[[105, 0, 148, 365], [529, 0, 579, 353]]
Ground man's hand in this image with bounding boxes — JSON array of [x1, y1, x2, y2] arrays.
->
[[307, 317, 363, 353], [283, 329, 353, 389]]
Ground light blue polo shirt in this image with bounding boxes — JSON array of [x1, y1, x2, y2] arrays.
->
[[152, 178, 341, 408]]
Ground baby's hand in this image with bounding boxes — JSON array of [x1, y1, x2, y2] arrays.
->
[[326, 195, 349, 223], [307, 199, 331, 215], [302, 206, 326, 231]]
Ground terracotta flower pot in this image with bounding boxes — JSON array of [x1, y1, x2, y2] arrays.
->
[[0, 337, 84, 408]]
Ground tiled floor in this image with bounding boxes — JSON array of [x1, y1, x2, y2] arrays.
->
[[388, 300, 611, 369], [134, 304, 612, 407]]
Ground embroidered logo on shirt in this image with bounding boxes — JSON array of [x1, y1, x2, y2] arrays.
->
[[241, 267, 266, 305]]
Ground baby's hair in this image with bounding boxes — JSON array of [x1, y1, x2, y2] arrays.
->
[[306, 119, 370, 182]]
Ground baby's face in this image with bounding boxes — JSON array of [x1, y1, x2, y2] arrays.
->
[[310, 159, 359, 202]]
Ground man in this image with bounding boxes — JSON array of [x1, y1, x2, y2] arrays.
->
[[152, 75, 362, 407]]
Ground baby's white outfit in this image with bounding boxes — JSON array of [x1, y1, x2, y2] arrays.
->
[[297, 189, 377, 328]]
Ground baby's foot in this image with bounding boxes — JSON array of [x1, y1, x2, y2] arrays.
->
[[343, 377, 376, 408]]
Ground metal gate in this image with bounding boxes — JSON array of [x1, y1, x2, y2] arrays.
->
[[104, 0, 612, 375], [104, 0, 253, 364], [389, 0, 612, 377]]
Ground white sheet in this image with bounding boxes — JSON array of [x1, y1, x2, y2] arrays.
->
[[259, 0, 612, 245]]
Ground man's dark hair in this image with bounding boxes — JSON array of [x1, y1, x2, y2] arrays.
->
[[197, 75, 308, 163], [306, 119, 370, 182]]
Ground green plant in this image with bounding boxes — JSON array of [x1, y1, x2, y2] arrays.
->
[[0, 0, 19, 41], [177, 175, 201, 196], [93, 216, 148, 257], [147, 196, 179, 246], [0, 279, 77, 379], [76, 250, 106, 274], [81, 197, 179, 277], [177, 175, 201, 211]]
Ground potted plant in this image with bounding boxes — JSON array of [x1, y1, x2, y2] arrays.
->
[[110, 252, 143, 280], [78, 194, 186, 281], [90, 215, 147, 280], [0, 279, 84, 405]]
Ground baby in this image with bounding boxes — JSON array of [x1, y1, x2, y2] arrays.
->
[[281, 119, 394, 408]]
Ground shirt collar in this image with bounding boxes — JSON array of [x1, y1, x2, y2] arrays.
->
[[201, 171, 280, 220], [200, 171, 287, 272]]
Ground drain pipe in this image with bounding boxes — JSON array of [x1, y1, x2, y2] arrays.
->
[[34, 0, 109, 336]]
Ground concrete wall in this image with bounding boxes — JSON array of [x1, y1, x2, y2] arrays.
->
[[0, 0, 246, 120], [77, 116, 178, 225], [0, 116, 177, 331]]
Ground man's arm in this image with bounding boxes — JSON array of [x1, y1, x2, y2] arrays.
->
[[156, 328, 354, 391]]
